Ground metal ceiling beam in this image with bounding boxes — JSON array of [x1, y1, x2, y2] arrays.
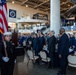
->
[[45, 8, 50, 11], [21, 0, 28, 6], [60, 8, 70, 11], [44, 1, 69, 11], [60, 1, 69, 5], [34, 0, 49, 9], [63, 5, 76, 15]]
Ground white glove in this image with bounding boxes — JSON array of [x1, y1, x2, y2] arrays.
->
[[14, 59, 16, 63], [2, 57, 9, 62]]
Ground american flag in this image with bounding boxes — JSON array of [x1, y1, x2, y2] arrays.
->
[[0, 0, 8, 33]]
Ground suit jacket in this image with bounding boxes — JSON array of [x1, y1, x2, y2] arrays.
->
[[32, 37, 39, 50], [58, 33, 69, 55], [68, 37, 73, 48], [73, 38, 76, 51], [71, 36, 75, 46], [47, 35, 56, 53], [38, 36, 45, 50]]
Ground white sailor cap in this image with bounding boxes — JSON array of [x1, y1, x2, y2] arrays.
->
[[4, 32, 12, 36]]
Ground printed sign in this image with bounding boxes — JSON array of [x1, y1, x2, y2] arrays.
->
[[9, 9, 16, 18]]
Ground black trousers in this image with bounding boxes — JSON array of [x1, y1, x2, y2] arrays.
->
[[49, 51, 55, 68], [0, 60, 15, 75], [59, 55, 68, 74]]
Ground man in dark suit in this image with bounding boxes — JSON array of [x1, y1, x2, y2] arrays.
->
[[47, 31, 56, 68], [57, 28, 69, 75], [37, 31, 45, 52]]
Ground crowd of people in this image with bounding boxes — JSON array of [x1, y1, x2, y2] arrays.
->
[[18, 28, 76, 75], [0, 28, 76, 75]]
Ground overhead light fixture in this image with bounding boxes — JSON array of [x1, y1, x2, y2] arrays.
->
[[12, 1, 15, 4], [26, 5, 28, 7], [62, 2, 65, 4], [68, 5, 70, 6]]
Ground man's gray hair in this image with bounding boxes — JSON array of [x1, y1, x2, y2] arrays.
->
[[51, 30, 55, 35]]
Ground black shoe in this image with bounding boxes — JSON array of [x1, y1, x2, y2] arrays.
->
[[57, 73, 62, 75], [48, 66, 51, 69], [51, 67, 55, 69], [48, 65, 55, 69], [61, 74, 66, 75], [57, 71, 62, 75], [58, 71, 61, 73], [57, 73, 66, 75]]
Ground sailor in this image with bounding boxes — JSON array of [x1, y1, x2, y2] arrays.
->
[[0, 32, 16, 75]]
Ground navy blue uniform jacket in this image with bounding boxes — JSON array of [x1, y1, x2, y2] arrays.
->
[[58, 33, 69, 56], [0, 41, 16, 62]]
